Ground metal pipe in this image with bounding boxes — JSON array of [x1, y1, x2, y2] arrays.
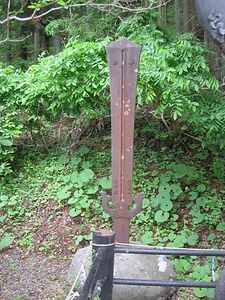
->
[[113, 278, 217, 288], [115, 247, 225, 256]]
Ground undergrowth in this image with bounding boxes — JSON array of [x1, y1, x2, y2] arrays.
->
[[0, 119, 225, 299]]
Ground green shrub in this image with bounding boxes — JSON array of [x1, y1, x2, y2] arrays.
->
[[117, 12, 224, 150]]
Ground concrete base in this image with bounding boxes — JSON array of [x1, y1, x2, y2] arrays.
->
[[68, 245, 176, 300]]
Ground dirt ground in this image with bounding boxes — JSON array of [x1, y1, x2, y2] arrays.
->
[[0, 204, 91, 300], [0, 203, 206, 300], [0, 247, 71, 300]]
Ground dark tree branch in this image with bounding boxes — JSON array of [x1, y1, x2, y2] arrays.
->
[[0, 0, 172, 43], [0, 0, 172, 24]]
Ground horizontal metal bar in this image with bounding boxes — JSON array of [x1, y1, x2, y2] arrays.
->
[[115, 247, 225, 256], [113, 278, 217, 288]]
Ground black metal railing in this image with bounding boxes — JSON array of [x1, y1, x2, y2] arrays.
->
[[78, 230, 225, 300], [79, 230, 115, 300]]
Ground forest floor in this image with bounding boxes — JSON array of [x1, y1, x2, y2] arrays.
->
[[0, 199, 185, 300], [0, 202, 204, 300], [0, 247, 70, 300], [0, 124, 224, 300], [0, 204, 91, 300]]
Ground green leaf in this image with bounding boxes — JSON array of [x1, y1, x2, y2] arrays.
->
[[189, 191, 198, 200], [98, 177, 112, 189], [70, 171, 79, 183], [192, 212, 204, 224], [205, 288, 215, 298], [186, 233, 198, 246], [0, 215, 6, 222], [0, 195, 8, 201], [207, 234, 216, 241], [69, 208, 82, 217], [141, 231, 154, 245], [102, 212, 110, 219], [0, 235, 14, 250], [87, 185, 99, 194], [151, 170, 159, 176], [171, 184, 182, 197], [0, 202, 6, 209], [216, 222, 225, 231], [159, 183, 171, 195], [0, 139, 13, 146], [63, 175, 71, 183], [58, 154, 69, 164], [173, 258, 191, 274], [160, 200, 173, 211], [68, 198, 78, 204], [173, 235, 187, 247], [80, 196, 91, 208], [74, 189, 83, 198], [197, 184, 206, 192], [57, 0, 66, 5], [79, 169, 94, 182], [154, 210, 169, 223], [160, 175, 171, 184], [168, 232, 176, 241], [57, 185, 72, 200], [194, 288, 206, 298], [71, 157, 81, 166], [173, 164, 189, 178], [83, 233, 93, 241], [192, 267, 205, 280], [196, 197, 208, 207], [79, 146, 90, 156], [195, 152, 209, 160], [142, 198, 150, 208], [150, 195, 161, 207], [82, 161, 92, 169]]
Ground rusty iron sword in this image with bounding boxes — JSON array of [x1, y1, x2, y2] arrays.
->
[[101, 38, 144, 243]]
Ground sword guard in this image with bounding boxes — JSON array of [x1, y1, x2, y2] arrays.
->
[[100, 191, 144, 219], [100, 191, 113, 216], [131, 192, 144, 217]]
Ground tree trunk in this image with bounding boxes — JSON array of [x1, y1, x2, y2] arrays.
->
[[164, 2, 167, 26], [191, 0, 196, 33], [4, 42, 12, 64], [34, 23, 42, 58], [141, 0, 148, 8], [44, 34, 50, 54], [183, 0, 191, 32], [158, 0, 163, 25], [19, 24, 28, 61], [54, 34, 61, 54], [175, 0, 181, 32]]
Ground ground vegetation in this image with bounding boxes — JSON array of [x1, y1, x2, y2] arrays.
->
[[1, 1, 225, 299]]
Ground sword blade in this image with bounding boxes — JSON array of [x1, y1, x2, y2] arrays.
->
[[106, 38, 141, 207], [101, 38, 143, 243]]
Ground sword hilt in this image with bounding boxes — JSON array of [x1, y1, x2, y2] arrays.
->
[[100, 191, 144, 219]]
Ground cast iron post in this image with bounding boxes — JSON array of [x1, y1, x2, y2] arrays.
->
[[92, 230, 115, 300], [101, 38, 144, 243], [79, 230, 115, 300]]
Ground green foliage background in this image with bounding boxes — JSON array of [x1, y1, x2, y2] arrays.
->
[[1, 11, 225, 175], [1, 6, 225, 299]]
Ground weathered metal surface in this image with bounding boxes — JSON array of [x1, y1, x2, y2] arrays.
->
[[196, 0, 225, 44], [101, 38, 144, 243]]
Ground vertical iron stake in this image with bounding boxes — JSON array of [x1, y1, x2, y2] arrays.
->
[[92, 230, 115, 300], [101, 38, 144, 243]]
